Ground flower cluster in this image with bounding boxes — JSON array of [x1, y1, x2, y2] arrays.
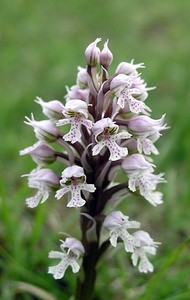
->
[[21, 38, 167, 278]]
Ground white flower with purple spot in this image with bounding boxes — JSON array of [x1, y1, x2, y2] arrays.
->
[[103, 211, 140, 253], [92, 118, 131, 161], [127, 114, 168, 155], [122, 154, 165, 206], [131, 230, 160, 273], [56, 100, 93, 144], [110, 74, 151, 113], [55, 166, 96, 207], [48, 237, 84, 279]]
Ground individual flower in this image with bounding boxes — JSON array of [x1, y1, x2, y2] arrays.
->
[[35, 97, 64, 120], [56, 100, 93, 144], [48, 237, 85, 279], [19, 141, 56, 166], [110, 74, 151, 113], [103, 211, 140, 252], [85, 38, 101, 67], [92, 118, 131, 161], [100, 40, 113, 69], [131, 230, 160, 273], [127, 114, 167, 155], [23, 168, 59, 208], [122, 154, 165, 206], [24, 114, 61, 143], [55, 166, 96, 207]]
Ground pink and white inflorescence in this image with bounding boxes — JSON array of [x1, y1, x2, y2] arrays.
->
[[21, 38, 167, 277]]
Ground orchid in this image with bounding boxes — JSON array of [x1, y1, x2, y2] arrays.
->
[[56, 99, 93, 144], [23, 168, 59, 208], [21, 38, 167, 300], [103, 211, 140, 252], [55, 166, 96, 207], [131, 230, 160, 273], [48, 238, 84, 279], [92, 118, 131, 161], [122, 154, 165, 206]]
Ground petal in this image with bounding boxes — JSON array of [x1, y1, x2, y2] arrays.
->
[[48, 261, 67, 279], [56, 118, 72, 126], [106, 139, 128, 161], [92, 141, 105, 156], [48, 251, 65, 259], [114, 132, 132, 140], [55, 186, 70, 200], [25, 190, 42, 208], [144, 191, 163, 206], [122, 231, 139, 253], [80, 183, 96, 193], [128, 176, 137, 192], [131, 250, 140, 267], [63, 122, 81, 144], [40, 190, 49, 203], [110, 231, 119, 247], [70, 260, 80, 273], [117, 94, 125, 108], [67, 186, 86, 207], [137, 138, 159, 155], [138, 255, 154, 273], [81, 118, 93, 129], [128, 97, 147, 114]]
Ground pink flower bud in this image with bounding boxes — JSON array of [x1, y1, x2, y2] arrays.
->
[[24, 114, 61, 142], [28, 168, 59, 188], [100, 40, 113, 69], [127, 114, 167, 136], [122, 154, 154, 173], [115, 60, 145, 75], [85, 38, 101, 67], [35, 97, 64, 120], [19, 141, 56, 166]]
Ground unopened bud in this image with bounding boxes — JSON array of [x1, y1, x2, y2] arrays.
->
[[100, 40, 113, 69], [85, 38, 101, 67], [24, 114, 61, 143], [35, 97, 64, 120], [115, 60, 145, 75], [19, 141, 56, 166]]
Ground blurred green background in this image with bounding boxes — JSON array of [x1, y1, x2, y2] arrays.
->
[[0, 0, 190, 299]]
